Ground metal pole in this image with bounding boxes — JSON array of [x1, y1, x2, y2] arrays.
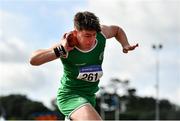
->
[[114, 93, 119, 121], [100, 87, 105, 120], [152, 44, 162, 121], [156, 49, 160, 121]]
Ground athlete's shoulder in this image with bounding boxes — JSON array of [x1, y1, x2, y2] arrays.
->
[[97, 32, 106, 40]]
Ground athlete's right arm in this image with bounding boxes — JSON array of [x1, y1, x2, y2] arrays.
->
[[30, 32, 76, 66], [29, 44, 61, 66]]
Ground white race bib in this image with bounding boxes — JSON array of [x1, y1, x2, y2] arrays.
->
[[77, 65, 103, 82]]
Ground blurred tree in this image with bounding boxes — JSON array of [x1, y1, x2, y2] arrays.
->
[[127, 88, 136, 97], [22, 100, 50, 119], [1, 87, 179, 120], [0, 94, 50, 119], [50, 98, 65, 120], [95, 77, 180, 120]]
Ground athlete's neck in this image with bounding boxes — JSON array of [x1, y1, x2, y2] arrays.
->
[[76, 39, 97, 51]]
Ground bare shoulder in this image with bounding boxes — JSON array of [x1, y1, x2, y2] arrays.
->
[[100, 25, 119, 39]]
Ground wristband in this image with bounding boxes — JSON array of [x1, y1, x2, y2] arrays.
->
[[53, 45, 67, 57]]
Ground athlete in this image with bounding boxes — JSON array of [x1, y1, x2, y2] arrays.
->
[[30, 11, 138, 120]]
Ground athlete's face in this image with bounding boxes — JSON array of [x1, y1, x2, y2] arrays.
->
[[76, 30, 96, 50]]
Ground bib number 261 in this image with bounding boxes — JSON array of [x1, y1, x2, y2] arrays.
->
[[77, 65, 103, 82], [81, 73, 98, 81]]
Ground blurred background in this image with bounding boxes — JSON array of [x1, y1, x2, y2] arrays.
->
[[0, 0, 180, 120]]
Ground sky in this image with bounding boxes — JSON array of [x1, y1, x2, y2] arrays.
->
[[0, 0, 180, 109]]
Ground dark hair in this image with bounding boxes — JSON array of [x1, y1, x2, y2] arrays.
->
[[74, 11, 101, 32]]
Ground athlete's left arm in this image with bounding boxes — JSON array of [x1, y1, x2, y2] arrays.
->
[[101, 25, 138, 53]]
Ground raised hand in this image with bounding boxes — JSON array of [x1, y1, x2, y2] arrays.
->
[[123, 43, 138, 53]]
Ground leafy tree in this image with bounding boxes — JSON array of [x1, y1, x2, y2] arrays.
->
[[0, 94, 50, 119], [96, 78, 180, 120]]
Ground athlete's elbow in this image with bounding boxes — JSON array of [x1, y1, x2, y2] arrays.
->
[[30, 59, 39, 66], [29, 57, 43, 66]]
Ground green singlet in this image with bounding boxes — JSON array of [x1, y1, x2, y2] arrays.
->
[[57, 32, 106, 118]]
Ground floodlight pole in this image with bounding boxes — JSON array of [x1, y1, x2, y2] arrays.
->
[[152, 44, 163, 121]]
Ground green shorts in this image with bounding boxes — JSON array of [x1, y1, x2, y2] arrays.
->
[[56, 88, 96, 118]]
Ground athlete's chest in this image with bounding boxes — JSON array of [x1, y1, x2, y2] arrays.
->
[[67, 48, 104, 66]]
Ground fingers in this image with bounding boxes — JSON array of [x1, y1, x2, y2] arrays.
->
[[133, 43, 139, 48], [135, 43, 139, 47], [130, 43, 138, 50], [123, 43, 139, 53], [63, 31, 73, 39], [123, 48, 128, 53], [61, 32, 75, 52]]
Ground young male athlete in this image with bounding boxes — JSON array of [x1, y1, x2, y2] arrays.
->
[[30, 11, 138, 120]]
